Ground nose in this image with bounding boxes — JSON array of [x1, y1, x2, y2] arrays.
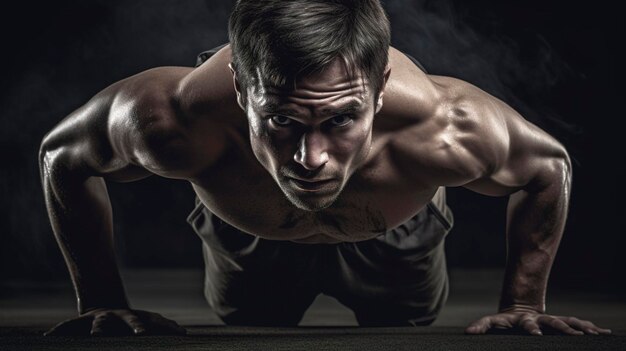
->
[[294, 131, 329, 170]]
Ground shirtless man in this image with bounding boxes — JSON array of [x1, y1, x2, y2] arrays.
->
[[39, 0, 611, 336]]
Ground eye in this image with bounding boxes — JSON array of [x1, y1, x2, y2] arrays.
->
[[270, 115, 293, 127], [330, 115, 353, 127]]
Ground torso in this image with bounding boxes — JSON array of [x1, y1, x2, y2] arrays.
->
[[174, 45, 453, 244]]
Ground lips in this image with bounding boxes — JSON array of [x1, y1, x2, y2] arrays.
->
[[287, 177, 337, 192]]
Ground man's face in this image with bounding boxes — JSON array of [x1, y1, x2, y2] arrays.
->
[[233, 58, 386, 211]]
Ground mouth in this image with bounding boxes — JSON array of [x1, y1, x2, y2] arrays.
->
[[287, 177, 338, 192]]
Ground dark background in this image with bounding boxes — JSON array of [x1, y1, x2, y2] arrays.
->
[[1, 0, 623, 295]]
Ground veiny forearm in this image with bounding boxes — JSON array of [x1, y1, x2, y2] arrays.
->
[[499, 159, 571, 313], [42, 160, 129, 314]]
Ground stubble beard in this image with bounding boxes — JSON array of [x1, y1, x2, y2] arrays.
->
[[278, 178, 345, 212]]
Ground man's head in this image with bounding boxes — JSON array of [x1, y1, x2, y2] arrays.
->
[[228, 0, 391, 211]]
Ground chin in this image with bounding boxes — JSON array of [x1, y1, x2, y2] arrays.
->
[[287, 193, 339, 211], [281, 187, 342, 212], [291, 199, 335, 212]]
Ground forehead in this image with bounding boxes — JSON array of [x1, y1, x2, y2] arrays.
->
[[248, 57, 373, 116]]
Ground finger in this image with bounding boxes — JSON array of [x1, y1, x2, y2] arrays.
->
[[563, 317, 598, 334], [538, 315, 583, 335], [44, 316, 92, 336], [119, 314, 146, 335], [563, 317, 612, 335], [90, 312, 113, 336], [519, 317, 543, 336], [465, 317, 492, 334], [489, 316, 514, 329]]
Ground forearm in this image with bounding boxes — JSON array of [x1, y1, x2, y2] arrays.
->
[[499, 159, 571, 313], [42, 164, 129, 314]]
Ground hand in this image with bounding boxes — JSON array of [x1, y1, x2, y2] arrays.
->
[[465, 307, 613, 336], [44, 308, 187, 336]]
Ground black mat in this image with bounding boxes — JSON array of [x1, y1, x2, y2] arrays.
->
[[2, 326, 624, 351]]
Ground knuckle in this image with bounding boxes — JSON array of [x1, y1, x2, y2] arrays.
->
[[534, 314, 545, 321], [549, 319, 564, 328], [494, 317, 511, 327], [519, 318, 535, 327]]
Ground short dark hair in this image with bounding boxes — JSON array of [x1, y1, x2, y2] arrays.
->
[[228, 0, 391, 100]]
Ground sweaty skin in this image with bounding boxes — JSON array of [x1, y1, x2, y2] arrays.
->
[[39, 45, 611, 336]]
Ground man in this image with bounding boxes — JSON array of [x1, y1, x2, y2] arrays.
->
[[39, 0, 611, 336]]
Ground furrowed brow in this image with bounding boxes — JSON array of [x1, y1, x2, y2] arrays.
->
[[259, 100, 363, 118], [260, 101, 302, 117], [319, 101, 363, 117]]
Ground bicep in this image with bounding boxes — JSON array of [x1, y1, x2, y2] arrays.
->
[[40, 86, 154, 183]]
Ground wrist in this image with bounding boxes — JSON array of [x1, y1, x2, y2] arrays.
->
[[78, 296, 130, 314], [498, 303, 545, 314]]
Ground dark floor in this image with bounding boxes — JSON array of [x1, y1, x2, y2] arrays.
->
[[1, 268, 624, 350]]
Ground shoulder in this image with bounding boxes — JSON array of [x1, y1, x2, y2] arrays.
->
[[384, 71, 512, 187], [428, 75, 570, 194], [402, 73, 569, 191], [107, 66, 230, 178]]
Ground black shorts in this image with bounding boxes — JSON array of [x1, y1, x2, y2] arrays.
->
[[187, 45, 452, 327]]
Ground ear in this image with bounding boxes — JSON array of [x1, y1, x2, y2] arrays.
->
[[229, 63, 246, 111], [375, 65, 392, 114]]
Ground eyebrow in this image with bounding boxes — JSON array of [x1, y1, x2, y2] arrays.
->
[[260, 100, 364, 117], [319, 101, 363, 116], [260, 102, 302, 116]]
